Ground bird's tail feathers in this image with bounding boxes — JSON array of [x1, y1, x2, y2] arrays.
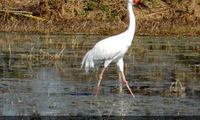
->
[[81, 51, 94, 73]]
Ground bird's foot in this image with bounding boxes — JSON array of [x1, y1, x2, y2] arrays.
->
[[94, 86, 99, 97]]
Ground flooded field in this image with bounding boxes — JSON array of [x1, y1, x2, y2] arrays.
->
[[0, 33, 200, 116]]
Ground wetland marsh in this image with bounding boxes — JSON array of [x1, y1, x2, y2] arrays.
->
[[0, 33, 200, 116]]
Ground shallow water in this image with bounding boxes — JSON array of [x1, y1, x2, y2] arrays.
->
[[0, 33, 200, 116]]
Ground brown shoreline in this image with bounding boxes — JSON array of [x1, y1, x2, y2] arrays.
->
[[0, 19, 200, 36]]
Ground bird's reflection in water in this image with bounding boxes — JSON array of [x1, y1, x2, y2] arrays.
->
[[94, 94, 134, 116]]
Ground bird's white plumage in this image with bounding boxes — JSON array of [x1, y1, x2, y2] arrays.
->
[[81, 0, 136, 73]]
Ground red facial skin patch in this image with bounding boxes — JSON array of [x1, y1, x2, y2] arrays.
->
[[133, 0, 138, 3]]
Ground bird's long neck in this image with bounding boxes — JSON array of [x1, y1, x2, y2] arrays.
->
[[127, 2, 136, 39]]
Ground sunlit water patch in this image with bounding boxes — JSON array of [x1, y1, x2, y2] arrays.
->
[[0, 33, 200, 116]]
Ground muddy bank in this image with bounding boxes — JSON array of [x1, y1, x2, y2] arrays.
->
[[0, 0, 200, 35]]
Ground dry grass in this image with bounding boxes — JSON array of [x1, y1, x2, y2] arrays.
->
[[0, 0, 200, 35]]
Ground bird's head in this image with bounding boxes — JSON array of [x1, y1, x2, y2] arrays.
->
[[127, 0, 138, 5], [128, 0, 148, 7]]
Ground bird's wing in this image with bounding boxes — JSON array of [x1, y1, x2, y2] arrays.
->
[[90, 36, 125, 61]]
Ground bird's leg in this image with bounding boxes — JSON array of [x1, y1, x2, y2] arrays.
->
[[95, 68, 105, 97], [120, 71, 135, 99]]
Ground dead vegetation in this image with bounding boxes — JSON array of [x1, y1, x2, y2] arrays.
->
[[0, 0, 200, 35]]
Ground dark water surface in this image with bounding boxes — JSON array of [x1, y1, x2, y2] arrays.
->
[[0, 33, 200, 116]]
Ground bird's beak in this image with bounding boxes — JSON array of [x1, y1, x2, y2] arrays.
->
[[133, 0, 149, 8]]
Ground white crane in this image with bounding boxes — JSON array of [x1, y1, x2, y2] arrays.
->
[[81, 0, 143, 99]]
